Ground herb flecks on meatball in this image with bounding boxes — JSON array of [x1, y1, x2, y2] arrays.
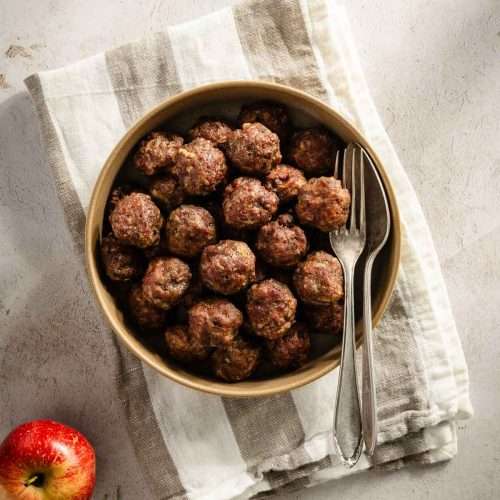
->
[[189, 118, 233, 147], [247, 278, 297, 340], [128, 285, 166, 331], [266, 323, 311, 370], [256, 214, 308, 268], [265, 165, 306, 203], [212, 338, 261, 382], [294, 251, 344, 305], [296, 177, 350, 232], [165, 325, 211, 363], [225, 122, 281, 176], [188, 299, 243, 347], [289, 128, 342, 176], [142, 256, 191, 310], [305, 302, 344, 335], [172, 137, 227, 196], [200, 240, 256, 295], [100, 234, 144, 281], [166, 204, 217, 258], [110, 192, 163, 248], [134, 131, 183, 176], [223, 177, 278, 229], [238, 101, 290, 141], [149, 175, 185, 212]]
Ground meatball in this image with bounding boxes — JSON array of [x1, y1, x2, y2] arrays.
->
[[246, 279, 297, 340], [128, 285, 166, 331], [223, 177, 279, 229], [166, 205, 217, 258], [293, 251, 344, 305], [264, 165, 306, 203], [212, 338, 261, 382], [110, 192, 163, 248], [256, 214, 308, 268], [149, 175, 185, 212], [225, 122, 281, 176], [305, 302, 344, 335], [289, 128, 342, 175], [172, 138, 227, 196], [189, 117, 233, 147], [266, 323, 311, 369], [200, 240, 256, 295], [100, 234, 143, 281], [296, 177, 350, 232], [165, 325, 211, 363], [134, 131, 183, 176], [142, 257, 192, 310], [188, 299, 243, 347], [238, 101, 290, 142]]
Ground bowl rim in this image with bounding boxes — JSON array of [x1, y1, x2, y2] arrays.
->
[[85, 80, 401, 397]]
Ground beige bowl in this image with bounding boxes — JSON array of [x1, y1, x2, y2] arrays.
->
[[85, 81, 401, 398]]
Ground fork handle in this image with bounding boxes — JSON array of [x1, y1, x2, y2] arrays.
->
[[362, 255, 378, 455], [333, 264, 363, 467]]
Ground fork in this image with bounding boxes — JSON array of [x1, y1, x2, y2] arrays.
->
[[329, 143, 366, 467]]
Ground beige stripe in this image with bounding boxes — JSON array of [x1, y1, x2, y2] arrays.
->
[[105, 32, 182, 128], [226, 0, 333, 482], [24, 74, 86, 255], [223, 394, 308, 471], [103, 37, 189, 499], [233, 0, 328, 100], [111, 337, 188, 500]]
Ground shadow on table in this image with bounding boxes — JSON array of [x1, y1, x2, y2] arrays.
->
[[0, 92, 148, 498]]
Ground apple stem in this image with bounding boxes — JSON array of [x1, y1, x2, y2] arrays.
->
[[25, 475, 42, 487]]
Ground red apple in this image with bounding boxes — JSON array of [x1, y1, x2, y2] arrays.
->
[[0, 420, 95, 500]]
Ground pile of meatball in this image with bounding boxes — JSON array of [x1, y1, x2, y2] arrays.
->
[[100, 101, 351, 382]]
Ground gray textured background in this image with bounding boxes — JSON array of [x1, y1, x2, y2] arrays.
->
[[0, 1, 499, 499]]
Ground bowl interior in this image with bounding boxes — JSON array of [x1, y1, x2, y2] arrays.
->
[[85, 82, 400, 397]]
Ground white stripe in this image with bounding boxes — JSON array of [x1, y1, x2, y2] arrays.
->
[[168, 7, 252, 89], [40, 53, 126, 211], [142, 365, 254, 500]]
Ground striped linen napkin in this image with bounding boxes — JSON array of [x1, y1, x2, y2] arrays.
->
[[24, 0, 473, 498]]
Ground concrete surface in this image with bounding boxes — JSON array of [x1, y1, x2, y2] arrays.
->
[[0, 0, 499, 498]]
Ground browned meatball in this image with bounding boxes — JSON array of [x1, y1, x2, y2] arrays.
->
[[200, 240, 256, 295], [289, 128, 342, 175], [189, 118, 233, 147], [223, 177, 279, 229], [100, 234, 143, 281], [296, 177, 350, 232], [128, 285, 166, 330], [188, 299, 243, 347], [256, 214, 308, 268], [212, 338, 261, 382], [142, 257, 192, 310], [149, 175, 185, 212], [294, 251, 344, 305], [165, 325, 211, 363], [166, 205, 217, 258], [305, 302, 344, 335], [225, 122, 282, 175], [238, 101, 290, 142], [134, 131, 184, 176], [266, 323, 311, 369], [264, 165, 306, 203], [110, 192, 163, 248], [172, 138, 227, 196], [247, 279, 297, 340]]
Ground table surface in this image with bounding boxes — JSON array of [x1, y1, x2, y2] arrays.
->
[[1, 1, 499, 498]]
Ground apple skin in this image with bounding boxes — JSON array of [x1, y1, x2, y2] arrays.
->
[[0, 420, 95, 500]]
